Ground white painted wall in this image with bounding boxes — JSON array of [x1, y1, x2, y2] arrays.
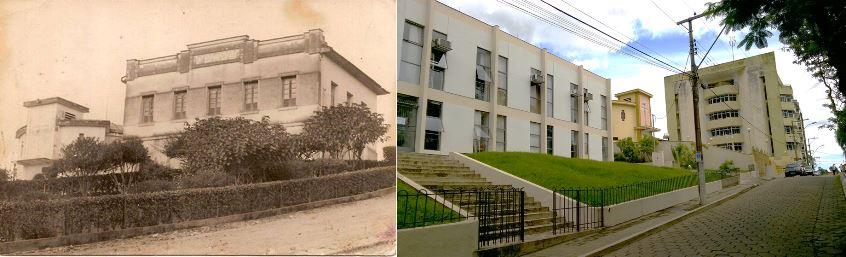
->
[[507, 118, 530, 152], [438, 103, 474, 154]]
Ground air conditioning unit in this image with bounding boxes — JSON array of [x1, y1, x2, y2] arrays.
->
[[530, 74, 545, 85], [584, 92, 594, 102], [432, 38, 452, 53]]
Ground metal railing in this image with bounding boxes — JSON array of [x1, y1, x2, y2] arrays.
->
[[552, 173, 740, 234], [398, 188, 525, 248]]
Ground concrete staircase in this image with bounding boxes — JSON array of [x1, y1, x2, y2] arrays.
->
[[398, 152, 555, 236]]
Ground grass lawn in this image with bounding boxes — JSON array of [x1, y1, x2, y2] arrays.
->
[[467, 152, 727, 205], [397, 180, 462, 229]]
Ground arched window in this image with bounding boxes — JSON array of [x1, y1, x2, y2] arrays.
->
[[621, 110, 626, 121]]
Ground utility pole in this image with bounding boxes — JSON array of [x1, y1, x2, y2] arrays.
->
[[678, 12, 708, 205]]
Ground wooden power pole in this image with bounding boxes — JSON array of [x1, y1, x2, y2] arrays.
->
[[678, 12, 708, 205]]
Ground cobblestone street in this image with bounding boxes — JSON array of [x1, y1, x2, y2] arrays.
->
[[607, 176, 846, 256]]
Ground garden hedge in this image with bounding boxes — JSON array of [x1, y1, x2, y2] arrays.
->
[[0, 166, 394, 242]]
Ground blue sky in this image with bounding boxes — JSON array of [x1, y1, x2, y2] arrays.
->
[[442, 0, 845, 168]]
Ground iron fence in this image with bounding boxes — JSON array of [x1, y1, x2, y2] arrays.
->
[[552, 173, 740, 234], [397, 188, 525, 248]]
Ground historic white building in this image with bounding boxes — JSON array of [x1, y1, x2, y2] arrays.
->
[[397, 0, 613, 160], [122, 30, 389, 165]]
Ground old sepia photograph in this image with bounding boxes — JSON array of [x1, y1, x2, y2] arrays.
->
[[0, 0, 397, 255]]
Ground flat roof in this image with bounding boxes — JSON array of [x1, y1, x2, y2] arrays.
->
[[615, 88, 653, 98], [23, 97, 89, 113]]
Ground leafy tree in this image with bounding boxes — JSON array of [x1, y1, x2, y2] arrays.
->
[[301, 103, 388, 160], [637, 135, 658, 162], [164, 116, 294, 182], [53, 137, 111, 194], [614, 135, 658, 163], [672, 143, 698, 169], [103, 136, 149, 193], [705, 0, 846, 157]]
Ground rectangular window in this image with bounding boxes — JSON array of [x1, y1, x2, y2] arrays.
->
[[546, 74, 554, 117], [708, 94, 737, 104], [473, 111, 490, 153], [429, 31, 447, 90], [602, 137, 609, 161], [782, 110, 795, 118], [400, 21, 424, 84], [600, 95, 608, 130], [331, 82, 338, 106], [584, 89, 590, 126], [424, 100, 443, 151], [530, 68, 542, 113], [786, 142, 796, 151], [785, 126, 793, 134], [571, 130, 579, 158], [716, 142, 744, 152], [496, 115, 507, 151], [710, 126, 742, 136], [530, 122, 541, 153], [570, 83, 579, 123], [63, 112, 76, 120], [546, 125, 554, 155], [142, 95, 154, 123], [244, 80, 258, 112], [174, 90, 186, 119], [281, 76, 297, 107], [708, 110, 740, 120], [585, 133, 590, 158], [475, 48, 492, 101], [346, 92, 353, 106], [497, 56, 508, 106], [208, 86, 221, 115]]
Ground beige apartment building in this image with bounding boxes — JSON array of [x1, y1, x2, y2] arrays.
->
[[665, 52, 809, 168], [397, 0, 613, 160], [611, 89, 659, 141], [14, 97, 123, 179], [122, 30, 389, 165]]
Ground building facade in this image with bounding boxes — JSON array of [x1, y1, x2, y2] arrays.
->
[[14, 97, 122, 180], [397, 0, 613, 160], [665, 52, 809, 168], [122, 30, 389, 165], [611, 89, 658, 141]]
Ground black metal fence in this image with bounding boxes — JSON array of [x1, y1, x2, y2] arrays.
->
[[397, 188, 525, 248], [552, 173, 740, 234]]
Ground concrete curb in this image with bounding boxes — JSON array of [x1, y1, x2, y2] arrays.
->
[[582, 184, 757, 257], [2, 187, 394, 254]]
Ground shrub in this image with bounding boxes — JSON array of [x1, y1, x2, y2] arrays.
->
[[383, 146, 396, 163], [128, 179, 176, 193], [672, 143, 698, 169], [615, 135, 658, 163], [718, 160, 741, 174], [300, 103, 388, 159], [0, 167, 394, 242], [175, 171, 239, 189], [164, 116, 295, 183]]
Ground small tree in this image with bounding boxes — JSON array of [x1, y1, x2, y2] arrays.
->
[[57, 137, 112, 194], [616, 137, 639, 162], [301, 103, 388, 159], [671, 143, 697, 169], [718, 160, 740, 174], [103, 136, 150, 193], [637, 135, 658, 162]]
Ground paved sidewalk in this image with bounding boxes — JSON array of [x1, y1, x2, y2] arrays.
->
[[526, 182, 755, 257]]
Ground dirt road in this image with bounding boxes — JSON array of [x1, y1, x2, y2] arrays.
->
[[19, 191, 397, 255]]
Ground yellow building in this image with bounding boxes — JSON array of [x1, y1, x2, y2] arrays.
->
[[612, 89, 658, 141]]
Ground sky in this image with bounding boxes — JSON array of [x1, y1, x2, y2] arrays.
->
[[0, 0, 396, 169], [440, 0, 845, 168]]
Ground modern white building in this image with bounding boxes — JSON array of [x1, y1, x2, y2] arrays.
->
[[396, 0, 613, 160], [14, 97, 123, 180], [122, 30, 389, 165]]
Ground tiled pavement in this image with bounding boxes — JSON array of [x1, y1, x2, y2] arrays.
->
[[606, 176, 846, 256]]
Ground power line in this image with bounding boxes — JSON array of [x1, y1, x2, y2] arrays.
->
[[499, 0, 685, 73]]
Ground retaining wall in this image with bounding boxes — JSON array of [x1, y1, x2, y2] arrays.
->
[[603, 180, 723, 226], [398, 219, 478, 257]]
